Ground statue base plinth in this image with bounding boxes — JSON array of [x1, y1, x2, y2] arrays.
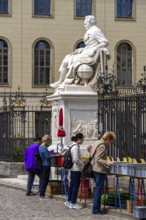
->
[[48, 85, 98, 151], [64, 85, 96, 94]]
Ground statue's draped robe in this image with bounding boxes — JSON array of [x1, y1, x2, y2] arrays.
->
[[59, 25, 110, 84]]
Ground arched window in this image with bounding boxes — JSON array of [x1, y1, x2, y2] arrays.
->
[[0, 39, 8, 84], [34, 40, 50, 85], [76, 41, 85, 49], [117, 42, 132, 86]]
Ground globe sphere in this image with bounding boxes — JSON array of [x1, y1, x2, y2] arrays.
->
[[77, 64, 94, 81]]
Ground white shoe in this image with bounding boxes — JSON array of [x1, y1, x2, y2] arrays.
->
[[69, 203, 82, 209], [40, 196, 49, 201], [64, 201, 71, 207]]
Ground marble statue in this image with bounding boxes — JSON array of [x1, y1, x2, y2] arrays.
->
[[50, 15, 110, 90]]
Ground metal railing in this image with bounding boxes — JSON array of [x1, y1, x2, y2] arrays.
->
[[0, 106, 51, 162], [98, 88, 146, 161]]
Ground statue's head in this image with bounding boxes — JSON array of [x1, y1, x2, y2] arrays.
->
[[84, 15, 96, 30]]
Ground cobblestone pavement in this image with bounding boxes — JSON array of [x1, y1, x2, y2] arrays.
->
[[0, 186, 130, 220]]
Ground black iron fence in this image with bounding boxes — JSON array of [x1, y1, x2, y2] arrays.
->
[[0, 106, 51, 162], [98, 88, 146, 161]]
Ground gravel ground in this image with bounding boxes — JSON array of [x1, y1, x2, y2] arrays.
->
[[0, 186, 131, 220]]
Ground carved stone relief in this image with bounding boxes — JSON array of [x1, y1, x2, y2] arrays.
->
[[52, 101, 60, 141], [71, 110, 98, 139]]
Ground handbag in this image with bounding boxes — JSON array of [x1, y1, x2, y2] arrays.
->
[[82, 158, 94, 178], [82, 143, 103, 178]]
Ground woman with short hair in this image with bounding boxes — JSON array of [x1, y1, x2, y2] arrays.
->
[[39, 134, 54, 200], [91, 131, 116, 214]]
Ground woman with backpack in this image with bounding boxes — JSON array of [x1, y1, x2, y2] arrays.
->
[[65, 133, 84, 209]]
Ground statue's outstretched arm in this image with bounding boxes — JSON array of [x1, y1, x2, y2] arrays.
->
[[71, 48, 84, 55]]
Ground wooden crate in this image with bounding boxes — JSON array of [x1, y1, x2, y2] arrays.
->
[[46, 182, 62, 195], [77, 188, 92, 198], [127, 200, 146, 213]]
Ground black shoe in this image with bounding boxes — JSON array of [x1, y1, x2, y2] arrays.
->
[[26, 192, 37, 196], [92, 210, 106, 215]]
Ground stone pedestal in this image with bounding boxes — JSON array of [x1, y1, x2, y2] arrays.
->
[[48, 85, 98, 150]]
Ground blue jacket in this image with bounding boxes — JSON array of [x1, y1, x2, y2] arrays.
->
[[39, 145, 54, 167], [24, 143, 40, 170]]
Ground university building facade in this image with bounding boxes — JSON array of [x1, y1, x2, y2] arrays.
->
[[0, 0, 145, 106]]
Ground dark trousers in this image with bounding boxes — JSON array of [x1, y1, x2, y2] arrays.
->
[[68, 171, 81, 204], [92, 171, 106, 214], [39, 166, 51, 197], [27, 168, 41, 194]]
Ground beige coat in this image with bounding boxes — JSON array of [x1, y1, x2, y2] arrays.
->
[[91, 139, 111, 174]]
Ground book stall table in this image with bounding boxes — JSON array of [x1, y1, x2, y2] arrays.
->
[[50, 154, 64, 181], [109, 162, 146, 217]]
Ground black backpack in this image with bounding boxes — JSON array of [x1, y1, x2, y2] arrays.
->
[[34, 152, 43, 168], [63, 144, 75, 169]]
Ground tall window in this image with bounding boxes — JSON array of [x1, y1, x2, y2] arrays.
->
[[117, 42, 132, 86], [76, 0, 92, 17], [34, 40, 50, 85], [116, 0, 133, 18], [0, 0, 8, 14], [0, 40, 8, 84], [76, 41, 85, 49], [34, 0, 51, 16]]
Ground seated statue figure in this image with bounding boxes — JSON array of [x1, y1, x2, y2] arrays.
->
[[50, 15, 110, 89]]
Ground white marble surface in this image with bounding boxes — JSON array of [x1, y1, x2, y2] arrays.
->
[[48, 85, 98, 149], [50, 15, 110, 90]]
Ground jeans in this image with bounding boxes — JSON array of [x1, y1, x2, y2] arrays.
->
[[92, 172, 106, 214], [27, 168, 41, 194], [68, 171, 81, 204], [39, 166, 50, 197]]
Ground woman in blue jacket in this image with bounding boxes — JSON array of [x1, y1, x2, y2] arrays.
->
[[39, 134, 54, 200]]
